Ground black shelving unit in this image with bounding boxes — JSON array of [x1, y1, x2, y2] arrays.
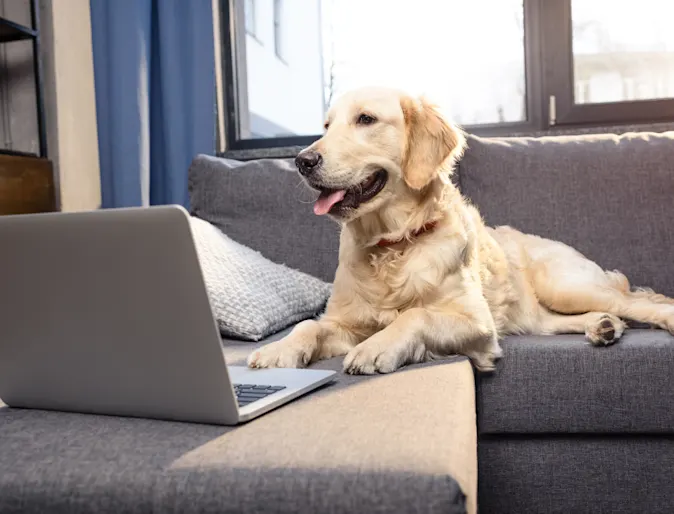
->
[[0, 0, 47, 158]]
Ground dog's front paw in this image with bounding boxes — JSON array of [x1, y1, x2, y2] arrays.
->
[[343, 343, 384, 375], [247, 338, 312, 369], [343, 338, 424, 375]]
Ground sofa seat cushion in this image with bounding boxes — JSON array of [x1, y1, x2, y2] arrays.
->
[[458, 131, 674, 297], [0, 331, 477, 514], [477, 329, 674, 435]]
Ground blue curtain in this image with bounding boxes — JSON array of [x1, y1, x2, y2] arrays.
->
[[90, 0, 215, 208]]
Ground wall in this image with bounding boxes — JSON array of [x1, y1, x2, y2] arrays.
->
[[40, 0, 101, 211]]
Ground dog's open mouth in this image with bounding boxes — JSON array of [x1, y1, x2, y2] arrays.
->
[[313, 169, 388, 216]]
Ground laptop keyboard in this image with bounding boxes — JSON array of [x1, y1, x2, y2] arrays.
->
[[233, 384, 286, 407]]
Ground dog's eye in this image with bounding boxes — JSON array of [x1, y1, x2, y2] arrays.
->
[[357, 114, 376, 126], [323, 122, 330, 130]]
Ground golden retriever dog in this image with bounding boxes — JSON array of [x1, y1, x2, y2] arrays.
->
[[247, 86, 674, 374]]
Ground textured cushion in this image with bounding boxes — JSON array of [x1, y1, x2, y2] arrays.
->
[[189, 216, 331, 341], [479, 437, 674, 514], [458, 131, 674, 296], [188, 155, 340, 282], [0, 336, 476, 514], [476, 329, 674, 434]]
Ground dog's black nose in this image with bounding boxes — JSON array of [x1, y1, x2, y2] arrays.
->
[[295, 151, 322, 176]]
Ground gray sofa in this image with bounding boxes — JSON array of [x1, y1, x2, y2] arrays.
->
[[1, 129, 673, 513]]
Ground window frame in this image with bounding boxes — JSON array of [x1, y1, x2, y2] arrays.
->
[[217, 0, 674, 154], [541, 0, 674, 128]]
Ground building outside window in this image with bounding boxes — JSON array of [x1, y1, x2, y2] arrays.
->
[[273, 0, 286, 62], [244, 0, 256, 38]]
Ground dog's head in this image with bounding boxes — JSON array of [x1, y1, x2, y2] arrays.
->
[[296, 87, 466, 222]]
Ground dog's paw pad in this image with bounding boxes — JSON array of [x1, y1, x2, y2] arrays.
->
[[586, 314, 624, 346], [598, 317, 616, 341]]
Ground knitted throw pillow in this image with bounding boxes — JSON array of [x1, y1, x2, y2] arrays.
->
[[189, 216, 331, 341]]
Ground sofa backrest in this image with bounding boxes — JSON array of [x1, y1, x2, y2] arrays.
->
[[188, 155, 340, 282], [190, 131, 674, 295], [458, 132, 674, 296]]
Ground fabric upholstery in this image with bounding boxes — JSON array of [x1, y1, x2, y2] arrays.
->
[[188, 155, 340, 282], [190, 217, 331, 340], [476, 329, 674, 434], [8, 130, 674, 513], [478, 436, 674, 514], [459, 131, 674, 296], [0, 335, 476, 514]]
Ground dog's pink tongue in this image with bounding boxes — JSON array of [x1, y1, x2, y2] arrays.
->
[[314, 189, 346, 215]]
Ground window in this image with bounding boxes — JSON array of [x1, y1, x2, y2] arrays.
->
[[225, 0, 527, 144], [219, 0, 674, 152], [539, 0, 674, 127], [321, 0, 526, 127], [573, 0, 674, 104], [273, 0, 285, 62], [244, 0, 256, 38]]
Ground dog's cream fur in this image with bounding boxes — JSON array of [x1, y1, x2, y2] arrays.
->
[[248, 87, 674, 374]]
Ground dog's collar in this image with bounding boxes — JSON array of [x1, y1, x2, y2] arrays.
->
[[376, 220, 439, 248]]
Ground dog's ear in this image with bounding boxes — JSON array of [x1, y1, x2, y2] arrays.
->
[[400, 96, 466, 190]]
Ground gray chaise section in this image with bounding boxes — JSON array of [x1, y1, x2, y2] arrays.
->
[[0, 335, 477, 514]]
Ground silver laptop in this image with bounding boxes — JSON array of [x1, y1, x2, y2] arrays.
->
[[0, 205, 335, 425]]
